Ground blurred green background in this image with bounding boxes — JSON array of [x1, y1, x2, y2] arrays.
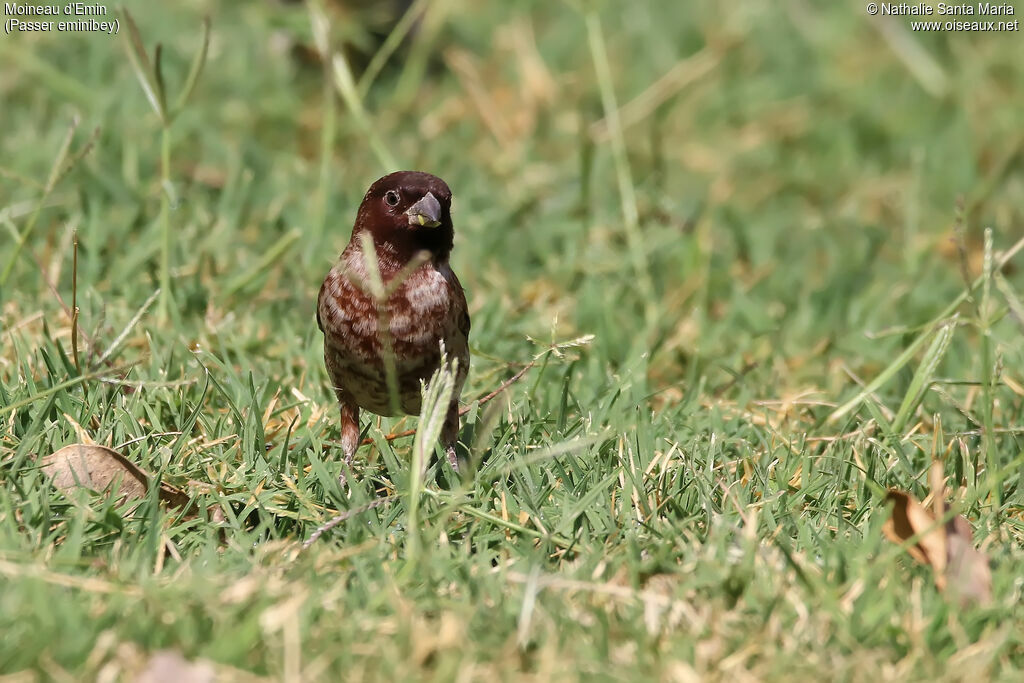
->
[[1, 1, 1023, 679]]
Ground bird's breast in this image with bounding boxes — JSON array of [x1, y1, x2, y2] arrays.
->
[[318, 174, 467, 418], [318, 253, 463, 392]]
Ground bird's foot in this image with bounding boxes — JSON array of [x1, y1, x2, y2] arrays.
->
[[337, 406, 360, 490], [337, 448, 356, 491], [445, 443, 459, 472]]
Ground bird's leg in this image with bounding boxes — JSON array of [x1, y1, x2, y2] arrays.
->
[[440, 400, 461, 472], [338, 395, 360, 487]]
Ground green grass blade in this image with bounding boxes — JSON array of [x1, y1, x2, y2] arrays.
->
[[890, 315, 957, 435], [331, 54, 398, 171], [585, 11, 655, 334], [1, 120, 78, 287], [406, 357, 458, 563], [171, 16, 211, 118], [356, 0, 430, 98], [120, 7, 167, 124], [830, 234, 1024, 422]]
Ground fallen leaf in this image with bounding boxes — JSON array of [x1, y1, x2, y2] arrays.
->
[[882, 488, 992, 606], [41, 444, 190, 508], [883, 490, 946, 571], [943, 515, 993, 607]]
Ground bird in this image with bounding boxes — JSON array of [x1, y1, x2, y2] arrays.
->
[[317, 171, 470, 476]]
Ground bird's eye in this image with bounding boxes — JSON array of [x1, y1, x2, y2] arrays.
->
[[384, 190, 400, 207]]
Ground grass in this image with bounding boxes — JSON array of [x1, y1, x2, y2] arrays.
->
[[2, 1, 1024, 679]]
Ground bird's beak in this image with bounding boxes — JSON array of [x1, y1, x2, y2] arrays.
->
[[405, 192, 442, 228]]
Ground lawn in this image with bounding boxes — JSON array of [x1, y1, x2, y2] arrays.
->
[[1, 1, 1023, 680]]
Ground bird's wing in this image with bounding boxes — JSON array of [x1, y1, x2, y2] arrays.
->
[[316, 280, 326, 333], [450, 271, 471, 339]]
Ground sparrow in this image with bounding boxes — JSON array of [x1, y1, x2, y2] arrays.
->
[[317, 171, 470, 473]]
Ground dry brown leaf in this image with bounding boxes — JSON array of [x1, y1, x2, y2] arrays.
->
[[883, 488, 992, 606], [944, 515, 993, 607], [41, 444, 190, 508], [883, 490, 946, 570]]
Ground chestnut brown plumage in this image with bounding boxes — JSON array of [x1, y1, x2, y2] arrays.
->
[[317, 171, 470, 473]]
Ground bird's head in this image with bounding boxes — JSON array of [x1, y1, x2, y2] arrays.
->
[[352, 171, 455, 261]]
